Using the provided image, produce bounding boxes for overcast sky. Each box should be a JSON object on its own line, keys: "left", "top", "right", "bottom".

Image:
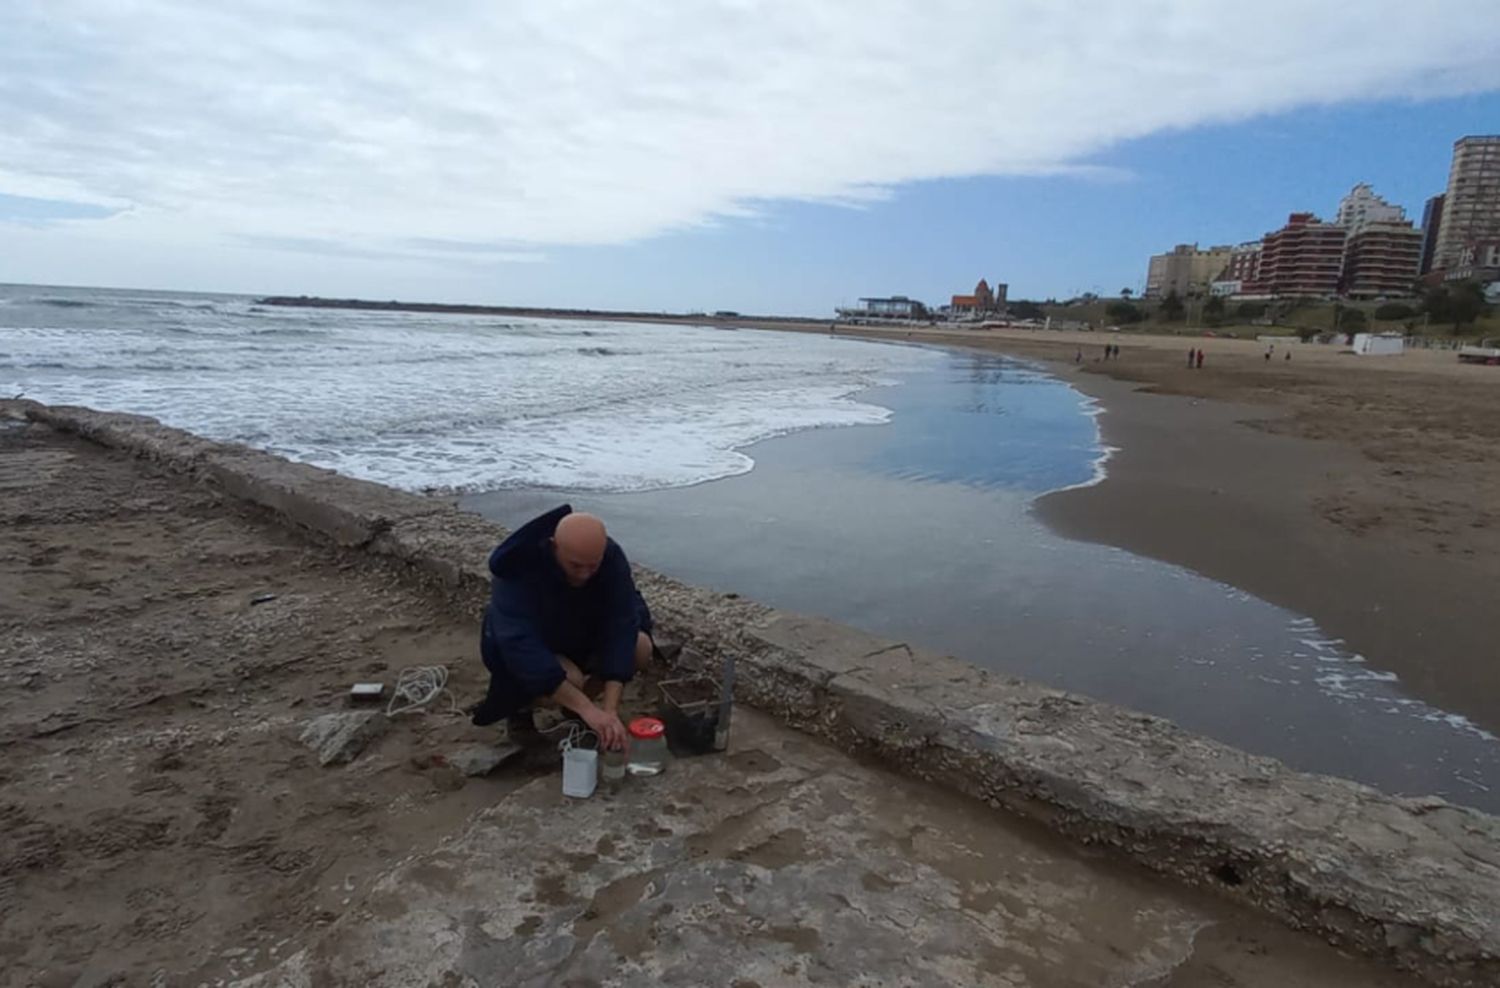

{"left": 3, "top": 1, "right": 1500, "bottom": 312}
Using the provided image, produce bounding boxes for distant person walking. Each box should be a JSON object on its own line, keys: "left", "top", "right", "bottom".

{"left": 1187, "top": 348, "right": 1196, "bottom": 368}
{"left": 1285, "top": 350, "right": 1292, "bottom": 362}
{"left": 1075, "top": 349, "right": 1083, "bottom": 363}
{"left": 1196, "top": 349, "right": 1205, "bottom": 370}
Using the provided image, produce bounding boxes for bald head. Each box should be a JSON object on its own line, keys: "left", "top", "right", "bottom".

{"left": 553, "top": 512, "right": 608, "bottom": 587}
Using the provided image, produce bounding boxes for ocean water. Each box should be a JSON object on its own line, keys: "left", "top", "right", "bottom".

{"left": 6, "top": 284, "right": 1497, "bottom": 809}
{"left": 469, "top": 353, "right": 1500, "bottom": 812}
{"left": 0, "top": 285, "right": 933, "bottom": 493}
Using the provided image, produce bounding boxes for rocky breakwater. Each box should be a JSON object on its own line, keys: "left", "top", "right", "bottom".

{"left": 8, "top": 397, "right": 1499, "bottom": 987}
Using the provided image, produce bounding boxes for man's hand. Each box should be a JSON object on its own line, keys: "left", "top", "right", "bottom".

{"left": 585, "top": 706, "right": 627, "bottom": 751}
{"left": 552, "top": 676, "right": 626, "bottom": 750}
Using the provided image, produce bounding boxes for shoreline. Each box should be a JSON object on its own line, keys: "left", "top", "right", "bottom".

{"left": 9, "top": 398, "right": 1498, "bottom": 985}
{"left": 464, "top": 354, "right": 1500, "bottom": 810}
{"left": 742, "top": 322, "right": 1500, "bottom": 739}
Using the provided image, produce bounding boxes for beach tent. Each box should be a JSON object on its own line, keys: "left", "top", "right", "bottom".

{"left": 1350, "top": 333, "right": 1404, "bottom": 357}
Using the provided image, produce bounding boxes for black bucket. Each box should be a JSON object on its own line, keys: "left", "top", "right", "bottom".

{"left": 658, "top": 675, "right": 723, "bottom": 756}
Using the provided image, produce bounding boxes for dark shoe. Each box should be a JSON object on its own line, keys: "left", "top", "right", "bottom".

{"left": 469, "top": 698, "right": 504, "bottom": 727}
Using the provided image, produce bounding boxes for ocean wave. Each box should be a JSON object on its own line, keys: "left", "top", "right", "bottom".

{"left": 6, "top": 359, "right": 226, "bottom": 373}
{"left": 279, "top": 392, "right": 895, "bottom": 496}
{"left": 6, "top": 302, "right": 939, "bottom": 497}
{"left": 153, "top": 324, "right": 333, "bottom": 339}
{"left": 111, "top": 296, "right": 223, "bottom": 311}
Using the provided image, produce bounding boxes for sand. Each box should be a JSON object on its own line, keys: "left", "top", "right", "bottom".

{"left": 0, "top": 422, "right": 526, "bottom": 984}
{"left": 766, "top": 323, "right": 1500, "bottom": 738}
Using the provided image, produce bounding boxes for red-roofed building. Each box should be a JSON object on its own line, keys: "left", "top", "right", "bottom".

{"left": 951, "top": 278, "right": 1005, "bottom": 313}
{"left": 1255, "top": 213, "right": 1347, "bottom": 298}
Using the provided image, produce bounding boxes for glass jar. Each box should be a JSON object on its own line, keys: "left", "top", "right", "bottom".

{"left": 601, "top": 746, "right": 627, "bottom": 785}
{"left": 627, "top": 717, "right": 668, "bottom": 776}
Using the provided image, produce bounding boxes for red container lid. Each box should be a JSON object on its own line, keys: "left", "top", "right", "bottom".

{"left": 628, "top": 716, "right": 665, "bottom": 740}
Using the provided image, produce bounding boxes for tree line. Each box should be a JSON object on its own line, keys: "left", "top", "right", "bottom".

{"left": 1070, "top": 280, "right": 1493, "bottom": 335}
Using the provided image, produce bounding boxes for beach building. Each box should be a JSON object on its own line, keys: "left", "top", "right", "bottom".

{"left": 1332, "top": 184, "right": 1421, "bottom": 299}
{"left": 1446, "top": 239, "right": 1500, "bottom": 285}
{"left": 836, "top": 296, "right": 927, "bottom": 321}
{"left": 1255, "top": 213, "right": 1347, "bottom": 298}
{"left": 1210, "top": 241, "right": 1264, "bottom": 297}
{"left": 950, "top": 278, "right": 1004, "bottom": 314}
{"left": 1432, "top": 135, "right": 1500, "bottom": 273}
{"left": 1419, "top": 194, "right": 1445, "bottom": 275}
{"left": 1144, "top": 243, "right": 1233, "bottom": 298}
{"left": 1341, "top": 222, "right": 1422, "bottom": 298}
{"left": 1334, "top": 184, "right": 1405, "bottom": 230}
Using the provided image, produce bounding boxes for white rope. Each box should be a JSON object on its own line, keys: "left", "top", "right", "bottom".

{"left": 386, "top": 665, "right": 458, "bottom": 716}
{"left": 554, "top": 720, "right": 598, "bottom": 753}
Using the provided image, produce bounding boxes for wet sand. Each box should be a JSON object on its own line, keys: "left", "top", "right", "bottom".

{"left": 762, "top": 324, "right": 1500, "bottom": 742}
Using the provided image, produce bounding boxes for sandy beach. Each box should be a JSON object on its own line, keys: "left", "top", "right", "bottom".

{"left": 760, "top": 322, "right": 1500, "bottom": 737}
{"left": 5, "top": 415, "right": 1448, "bottom": 987}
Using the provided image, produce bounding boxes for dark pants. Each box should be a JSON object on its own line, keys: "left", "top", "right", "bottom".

{"left": 471, "top": 596, "right": 652, "bottom": 726}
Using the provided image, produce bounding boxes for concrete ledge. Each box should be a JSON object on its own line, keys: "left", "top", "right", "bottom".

{"left": 20, "top": 401, "right": 223, "bottom": 468}
{"left": 15, "top": 401, "right": 449, "bottom": 547}
{"left": 13, "top": 399, "right": 1499, "bottom": 987}
{"left": 203, "top": 447, "right": 450, "bottom": 547}
{"left": 369, "top": 510, "right": 498, "bottom": 603}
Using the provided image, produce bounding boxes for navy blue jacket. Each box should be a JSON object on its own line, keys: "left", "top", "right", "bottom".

{"left": 478, "top": 505, "right": 651, "bottom": 717}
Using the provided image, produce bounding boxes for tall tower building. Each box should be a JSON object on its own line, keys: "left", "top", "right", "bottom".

{"left": 1342, "top": 222, "right": 1423, "bottom": 298}
{"left": 1335, "top": 183, "right": 1405, "bottom": 230}
{"left": 1419, "top": 194, "right": 1445, "bottom": 275}
{"left": 1329, "top": 184, "right": 1420, "bottom": 298}
{"left": 1432, "top": 136, "right": 1500, "bottom": 272}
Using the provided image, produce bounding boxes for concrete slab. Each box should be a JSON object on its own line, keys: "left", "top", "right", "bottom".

{"left": 233, "top": 710, "right": 1421, "bottom": 988}
{"left": 203, "top": 447, "right": 445, "bottom": 548}
{"left": 369, "top": 509, "right": 502, "bottom": 597}
{"left": 446, "top": 743, "right": 525, "bottom": 777}
{"left": 298, "top": 711, "right": 389, "bottom": 767}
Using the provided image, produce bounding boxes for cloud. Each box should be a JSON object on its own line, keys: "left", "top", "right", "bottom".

{"left": 2, "top": 0, "right": 1498, "bottom": 260}
{"left": 233, "top": 233, "right": 546, "bottom": 264}
{"left": 395, "top": 237, "right": 548, "bottom": 262}
{"left": 0, "top": 192, "right": 120, "bottom": 225}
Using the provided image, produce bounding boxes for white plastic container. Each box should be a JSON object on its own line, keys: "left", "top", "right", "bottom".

{"left": 559, "top": 724, "right": 599, "bottom": 798}
{"left": 562, "top": 746, "right": 598, "bottom": 798}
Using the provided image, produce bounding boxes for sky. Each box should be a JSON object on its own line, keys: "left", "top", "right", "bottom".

{"left": 3, "top": 1, "right": 1500, "bottom": 315}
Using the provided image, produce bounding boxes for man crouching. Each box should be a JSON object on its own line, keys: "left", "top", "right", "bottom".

{"left": 470, "top": 505, "right": 652, "bottom": 751}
